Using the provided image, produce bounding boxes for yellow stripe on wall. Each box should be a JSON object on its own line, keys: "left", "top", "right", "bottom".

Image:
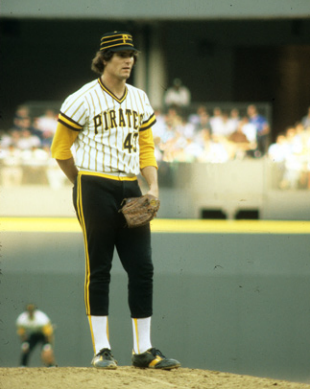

{"left": 0, "top": 217, "right": 81, "bottom": 232}
{"left": 1, "top": 218, "right": 310, "bottom": 234}
{"left": 151, "top": 219, "right": 310, "bottom": 234}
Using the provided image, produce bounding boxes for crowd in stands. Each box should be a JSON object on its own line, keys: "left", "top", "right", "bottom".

{"left": 0, "top": 102, "right": 310, "bottom": 190}
{"left": 0, "top": 106, "right": 67, "bottom": 188}
{"left": 153, "top": 104, "right": 267, "bottom": 164}
{"left": 153, "top": 104, "right": 310, "bottom": 189}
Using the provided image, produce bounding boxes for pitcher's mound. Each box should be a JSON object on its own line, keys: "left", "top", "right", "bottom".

{"left": 1, "top": 366, "right": 309, "bottom": 389}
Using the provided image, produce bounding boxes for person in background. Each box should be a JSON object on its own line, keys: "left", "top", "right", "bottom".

{"left": 194, "top": 109, "right": 212, "bottom": 135}
{"left": 209, "top": 107, "right": 223, "bottom": 135}
{"left": 247, "top": 104, "right": 270, "bottom": 157}
{"left": 188, "top": 105, "right": 208, "bottom": 126}
{"left": 164, "top": 78, "right": 191, "bottom": 115}
{"left": 227, "top": 108, "right": 241, "bottom": 134}
{"left": 16, "top": 304, "right": 56, "bottom": 367}
{"left": 13, "top": 106, "right": 31, "bottom": 132}
{"left": 34, "top": 109, "right": 58, "bottom": 147}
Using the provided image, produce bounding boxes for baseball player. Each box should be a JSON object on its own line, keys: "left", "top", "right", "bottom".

{"left": 16, "top": 304, "right": 56, "bottom": 367}
{"left": 51, "top": 31, "right": 180, "bottom": 369}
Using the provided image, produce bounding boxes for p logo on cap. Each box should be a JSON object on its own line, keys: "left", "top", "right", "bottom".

{"left": 100, "top": 31, "right": 138, "bottom": 52}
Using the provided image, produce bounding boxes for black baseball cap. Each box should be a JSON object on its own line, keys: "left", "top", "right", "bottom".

{"left": 100, "top": 31, "right": 138, "bottom": 52}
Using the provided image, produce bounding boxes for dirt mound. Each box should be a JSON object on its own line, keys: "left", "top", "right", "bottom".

{"left": 1, "top": 367, "right": 309, "bottom": 389}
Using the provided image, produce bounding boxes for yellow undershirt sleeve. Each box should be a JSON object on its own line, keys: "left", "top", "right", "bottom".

{"left": 139, "top": 128, "right": 158, "bottom": 170}
{"left": 51, "top": 122, "right": 79, "bottom": 160}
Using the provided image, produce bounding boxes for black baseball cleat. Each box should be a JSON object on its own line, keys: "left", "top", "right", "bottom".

{"left": 91, "top": 348, "right": 117, "bottom": 369}
{"left": 132, "top": 348, "right": 181, "bottom": 370}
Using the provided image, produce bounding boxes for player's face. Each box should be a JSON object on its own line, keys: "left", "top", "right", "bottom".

{"left": 104, "top": 51, "right": 135, "bottom": 81}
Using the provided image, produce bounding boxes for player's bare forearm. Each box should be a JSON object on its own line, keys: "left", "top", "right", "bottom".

{"left": 56, "top": 157, "right": 79, "bottom": 184}
{"left": 141, "top": 166, "right": 159, "bottom": 198}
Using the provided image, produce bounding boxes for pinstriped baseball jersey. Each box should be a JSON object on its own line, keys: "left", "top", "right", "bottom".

{"left": 58, "top": 78, "right": 156, "bottom": 175}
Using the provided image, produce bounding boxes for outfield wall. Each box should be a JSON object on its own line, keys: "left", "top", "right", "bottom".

{"left": 1, "top": 160, "right": 309, "bottom": 220}
{"left": 1, "top": 220, "right": 310, "bottom": 383}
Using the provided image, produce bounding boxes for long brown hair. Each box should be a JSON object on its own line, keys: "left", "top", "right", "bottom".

{"left": 91, "top": 50, "right": 139, "bottom": 75}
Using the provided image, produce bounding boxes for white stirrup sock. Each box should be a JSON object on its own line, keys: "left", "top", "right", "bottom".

{"left": 88, "top": 316, "right": 111, "bottom": 354}
{"left": 132, "top": 317, "right": 152, "bottom": 354}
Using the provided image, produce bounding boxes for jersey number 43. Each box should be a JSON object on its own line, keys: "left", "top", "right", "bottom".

{"left": 124, "top": 132, "right": 139, "bottom": 153}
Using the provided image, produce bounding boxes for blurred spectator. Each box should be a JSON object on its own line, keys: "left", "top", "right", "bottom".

{"left": 164, "top": 78, "right": 191, "bottom": 111}
{"left": 188, "top": 105, "right": 208, "bottom": 126}
{"left": 301, "top": 107, "right": 310, "bottom": 128}
{"left": 33, "top": 109, "right": 58, "bottom": 147}
{"left": 285, "top": 126, "right": 303, "bottom": 155}
{"left": 295, "top": 122, "right": 309, "bottom": 146}
{"left": 152, "top": 109, "right": 166, "bottom": 143}
{"left": 181, "top": 117, "right": 196, "bottom": 139}
{"left": 268, "top": 126, "right": 307, "bottom": 190}
{"left": 268, "top": 134, "right": 289, "bottom": 163}
{"left": 227, "top": 108, "right": 241, "bottom": 133}
{"left": 165, "top": 107, "right": 183, "bottom": 128}
{"left": 238, "top": 116, "right": 257, "bottom": 144}
{"left": 281, "top": 126, "right": 305, "bottom": 189}
{"left": 160, "top": 127, "right": 184, "bottom": 162}
{"left": 13, "top": 105, "right": 31, "bottom": 132}
{"left": 160, "top": 119, "right": 176, "bottom": 145}
{"left": 0, "top": 129, "right": 18, "bottom": 148}
{"left": 0, "top": 144, "right": 23, "bottom": 186}
{"left": 228, "top": 125, "right": 253, "bottom": 159}
{"left": 153, "top": 136, "right": 163, "bottom": 163}
{"left": 267, "top": 133, "right": 289, "bottom": 189}
{"left": 16, "top": 129, "right": 41, "bottom": 150}
{"left": 247, "top": 104, "right": 270, "bottom": 157}
{"left": 209, "top": 107, "right": 223, "bottom": 135}
{"left": 280, "top": 154, "right": 304, "bottom": 190}
{"left": 18, "top": 116, "right": 40, "bottom": 137}
{"left": 21, "top": 145, "right": 50, "bottom": 165}
{"left": 198, "top": 133, "right": 230, "bottom": 163}
{"left": 193, "top": 110, "right": 212, "bottom": 134}
{"left": 211, "top": 110, "right": 234, "bottom": 138}
{"left": 182, "top": 137, "right": 204, "bottom": 162}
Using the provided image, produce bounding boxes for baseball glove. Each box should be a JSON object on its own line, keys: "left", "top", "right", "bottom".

{"left": 119, "top": 194, "right": 160, "bottom": 228}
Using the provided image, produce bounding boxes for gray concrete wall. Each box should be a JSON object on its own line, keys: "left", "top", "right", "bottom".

{"left": 2, "top": 0, "right": 310, "bottom": 20}
{"left": 1, "top": 229, "right": 310, "bottom": 384}
{"left": 1, "top": 160, "right": 309, "bottom": 220}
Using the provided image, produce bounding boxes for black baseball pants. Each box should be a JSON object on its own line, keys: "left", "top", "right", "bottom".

{"left": 20, "top": 333, "right": 48, "bottom": 366}
{"left": 73, "top": 172, "right": 154, "bottom": 318}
